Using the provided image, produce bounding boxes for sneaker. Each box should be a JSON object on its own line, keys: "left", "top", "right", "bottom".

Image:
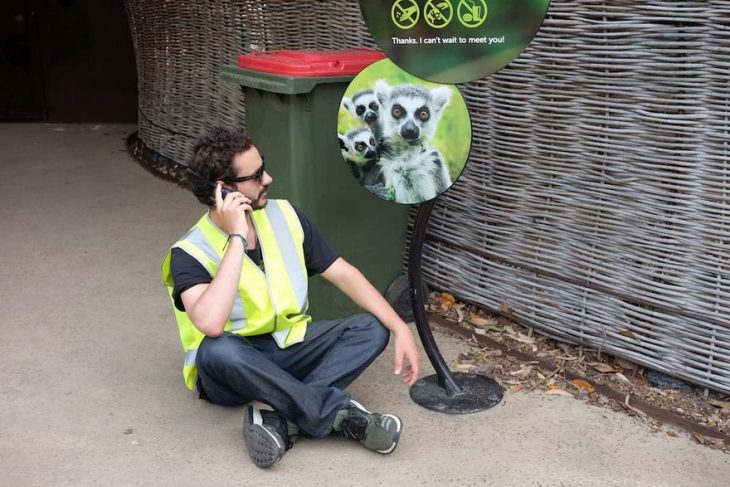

{"left": 337, "top": 400, "right": 402, "bottom": 454}
{"left": 242, "top": 404, "right": 292, "bottom": 468}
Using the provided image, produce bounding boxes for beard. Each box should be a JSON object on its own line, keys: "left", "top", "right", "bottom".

{"left": 250, "top": 186, "right": 269, "bottom": 210}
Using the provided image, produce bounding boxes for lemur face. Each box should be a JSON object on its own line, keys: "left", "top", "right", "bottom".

{"left": 338, "top": 127, "right": 379, "bottom": 164}
{"left": 374, "top": 81, "right": 451, "bottom": 144}
{"left": 342, "top": 89, "right": 380, "bottom": 126}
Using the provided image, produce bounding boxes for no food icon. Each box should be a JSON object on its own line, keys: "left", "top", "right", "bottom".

{"left": 391, "top": 0, "right": 488, "bottom": 29}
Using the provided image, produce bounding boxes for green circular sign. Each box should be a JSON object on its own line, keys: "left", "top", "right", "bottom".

{"left": 338, "top": 59, "right": 472, "bottom": 205}
{"left": 360, "top": 0, "right": 550, "bottom": 83}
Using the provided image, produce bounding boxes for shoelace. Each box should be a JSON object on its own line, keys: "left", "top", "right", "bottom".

{"left": 340, "top": 410, "right": 369, "bottom": 440}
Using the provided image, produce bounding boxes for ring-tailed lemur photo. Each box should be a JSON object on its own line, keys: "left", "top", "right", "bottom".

{"left": 342, "top": 89, "right": 384, "bottom": 144}
{"left": 338, "top": 127, "right": 392, "bottom": 200}
{"left": 373, "top": 80, "right": 453, "bottom": 204}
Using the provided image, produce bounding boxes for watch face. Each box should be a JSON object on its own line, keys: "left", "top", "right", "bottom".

{"left": 359, "top": 0, "right": 550, "bottom": 83}
{"left": 337, "top": 58, "right": 472, "bottom": 205}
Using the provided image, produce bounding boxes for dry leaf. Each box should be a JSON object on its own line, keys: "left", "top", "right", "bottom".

{"left": 691, "top": 435, "right": 722, "bottom": 449}
{"left": 613, "top": 373, "right": 630, "bottom": 383}
{"left": 692, "top": 432, "right": 726, "bottom": 448}
{"left": 589, "top": 362, "right": 616, "bottom": 373}
{"left": 557, "top": 343, "right": 573, "bottom": 355}
{"left": 691, "top": 432, "right": 706, "bottom": 445}
{"left": 438, "top": 293, "right": 456, "bottom": 310}
{"left": 619, "top": 330, "right": 637, "bottom": 339}
{"left": 454, "top": 304, "right": 466, "bottom": 323}
{"left": 615, "top": 358, "right": 637, "bottom": 370}
{"left": 709, "top": 399, "right": 730, "bottom": 410}
{"left": 500, "top": 326, "right": 535, "bottom": 345}
{"left": 509, "top": 384, "right": 526, "bottom": 394}
{"left": 509, "top": 331, "right": 536, "bottom": 345}
{"left": 572, "top": 379, "right": 596, "bottom": 394}
{"left": 705, "top": 437, "right": 727, "bottom": 448}
{"left": 545, "top": 388, "right": 574, "bottom": 397}
{"left": 439, "top": 293, "right": 456, "bottom": 305}
{"left": 498, "top": 303, "right": 514, "bottom": 318}
{"left": 509, "top": 365, "right": 534, "bottom": 379}
{"left": 480, "top": 349, "right": 502, "bottom": 358}
{"left": 623, "top": 395, "right": 648, "bottom": 419}
{"left": 467, "top": 311, "right": 498, "bottom": 328}
{"left": 454, "top": 363, "right": 476, "bottom": 372}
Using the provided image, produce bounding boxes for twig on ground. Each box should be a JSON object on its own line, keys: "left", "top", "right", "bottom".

{"left": 528, "top": 366, "right": 564, "bottom": 393}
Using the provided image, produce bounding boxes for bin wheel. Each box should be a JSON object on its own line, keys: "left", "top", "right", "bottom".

{"left": 384, "top": 274, "right": 428, "bottom": 322}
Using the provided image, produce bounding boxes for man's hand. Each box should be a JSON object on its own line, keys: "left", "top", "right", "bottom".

{"left": 213, "top": 182, "right": 251, "bottom": 237}
{"left": 321, "top": 258, "right": 421, "bottom": 387}
{"left": 180, "top": 184, "right": 251, "bottom": 337}
{"left": 393, "top": 324, "right": 420, "bottom": 386}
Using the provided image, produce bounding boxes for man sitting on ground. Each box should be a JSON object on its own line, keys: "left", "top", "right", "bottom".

{"left": 162, "top": 127, "right": 420, "bottom": 468}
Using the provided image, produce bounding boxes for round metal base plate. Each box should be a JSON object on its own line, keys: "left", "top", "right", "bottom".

{"left": 409, "top": 372, "right": 504, "bottom": 414}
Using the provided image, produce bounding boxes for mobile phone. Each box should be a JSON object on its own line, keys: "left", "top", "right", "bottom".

{"left": 186, "top": 167, "right": 235, "bottom": 201}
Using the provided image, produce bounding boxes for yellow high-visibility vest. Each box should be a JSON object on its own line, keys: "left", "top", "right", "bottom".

{"left": 162, "top": 199, "right": 310, "bottom": 390}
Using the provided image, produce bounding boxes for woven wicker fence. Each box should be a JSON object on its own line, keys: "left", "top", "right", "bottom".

{"left": 125, "top": 0, "right": 730, "bottom": 394}
{"left": 124, "top": 0, "right": 375, "bottom": 166}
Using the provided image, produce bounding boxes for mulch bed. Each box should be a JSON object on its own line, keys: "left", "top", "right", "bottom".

{"left": 427, "top": 292, "right": 730, "bottom": 453}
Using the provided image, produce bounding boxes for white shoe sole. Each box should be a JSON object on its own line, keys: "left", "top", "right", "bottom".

{"left": 243, "top": 405, "right": 286, "bottom": 468}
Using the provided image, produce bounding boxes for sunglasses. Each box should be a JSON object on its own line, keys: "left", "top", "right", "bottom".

{"left": 225, "top": 161, "right": 266, "bottom": 183}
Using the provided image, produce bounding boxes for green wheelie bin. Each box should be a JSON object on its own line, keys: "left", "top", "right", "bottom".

{"left": 221, "top": 49, "right": 410, "bottom": 320}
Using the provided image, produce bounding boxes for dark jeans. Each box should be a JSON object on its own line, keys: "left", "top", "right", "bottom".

{"left": 195, "top": 313, "right": 390, "bottom": 438}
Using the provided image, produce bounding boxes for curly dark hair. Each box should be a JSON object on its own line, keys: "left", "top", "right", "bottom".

{"left": 188, "top": 127, "right": 254, "bottom": 206}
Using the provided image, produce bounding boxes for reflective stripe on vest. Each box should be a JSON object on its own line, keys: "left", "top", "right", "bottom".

{"left": 184, "top": 349, "right": 197, "bottom": 367}
{"left": 161, "top": 199, "right": 310, "bottom": 390}
{"left": 265, "top": 201, "right": 307, "bottom": 310}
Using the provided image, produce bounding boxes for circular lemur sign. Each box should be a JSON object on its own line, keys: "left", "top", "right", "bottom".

{"left": 338, "top": 58, "right": 471, "bottom": 205}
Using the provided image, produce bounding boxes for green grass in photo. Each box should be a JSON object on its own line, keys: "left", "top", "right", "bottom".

{"left": 338, "top": 58, "right": 471, "bottom": 180}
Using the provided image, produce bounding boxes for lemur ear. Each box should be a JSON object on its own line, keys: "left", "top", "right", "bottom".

{"left": 374, "top": 80, "right": 391, "bottom": 105}
{"left": 338, "top": 135, "right": 348, "bottom": 151}
{"left": 342, "top": 97, "right": 353, "bottom": 113}
{"left": 430, "top": 86, "right": 452, "bottom": 113}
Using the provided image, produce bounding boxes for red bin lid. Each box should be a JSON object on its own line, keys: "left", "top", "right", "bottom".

{"left": 236, "top": 49, "right": 386, "bottom": 77}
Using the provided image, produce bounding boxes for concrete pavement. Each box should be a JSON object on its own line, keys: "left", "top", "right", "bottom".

{"left": 1, "top": 123, "right": 727, "bottom": 486}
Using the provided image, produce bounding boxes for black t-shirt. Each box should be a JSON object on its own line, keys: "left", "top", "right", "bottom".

{"left": 170, "top": 206, "right": 339, "bottom": 311}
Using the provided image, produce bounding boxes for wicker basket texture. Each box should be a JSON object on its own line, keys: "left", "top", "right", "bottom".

{"left": 124, "top": 0, "right": 375, "bottom": 164}
{"left": 125, "top": 0, "right": 730, "bottom": 393}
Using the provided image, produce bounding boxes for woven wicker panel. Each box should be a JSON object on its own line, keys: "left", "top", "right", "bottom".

{"left": 124, "top": 0, "right": 730, "bottom": 393}
{"left": 125, "top": 0, "right": 248, "bottom": 164}
{"left": 422, "top": 0, "right": 730, "bottom": 393}
{"left": 124, "top": 0, "right": 375, "bottom": 165}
